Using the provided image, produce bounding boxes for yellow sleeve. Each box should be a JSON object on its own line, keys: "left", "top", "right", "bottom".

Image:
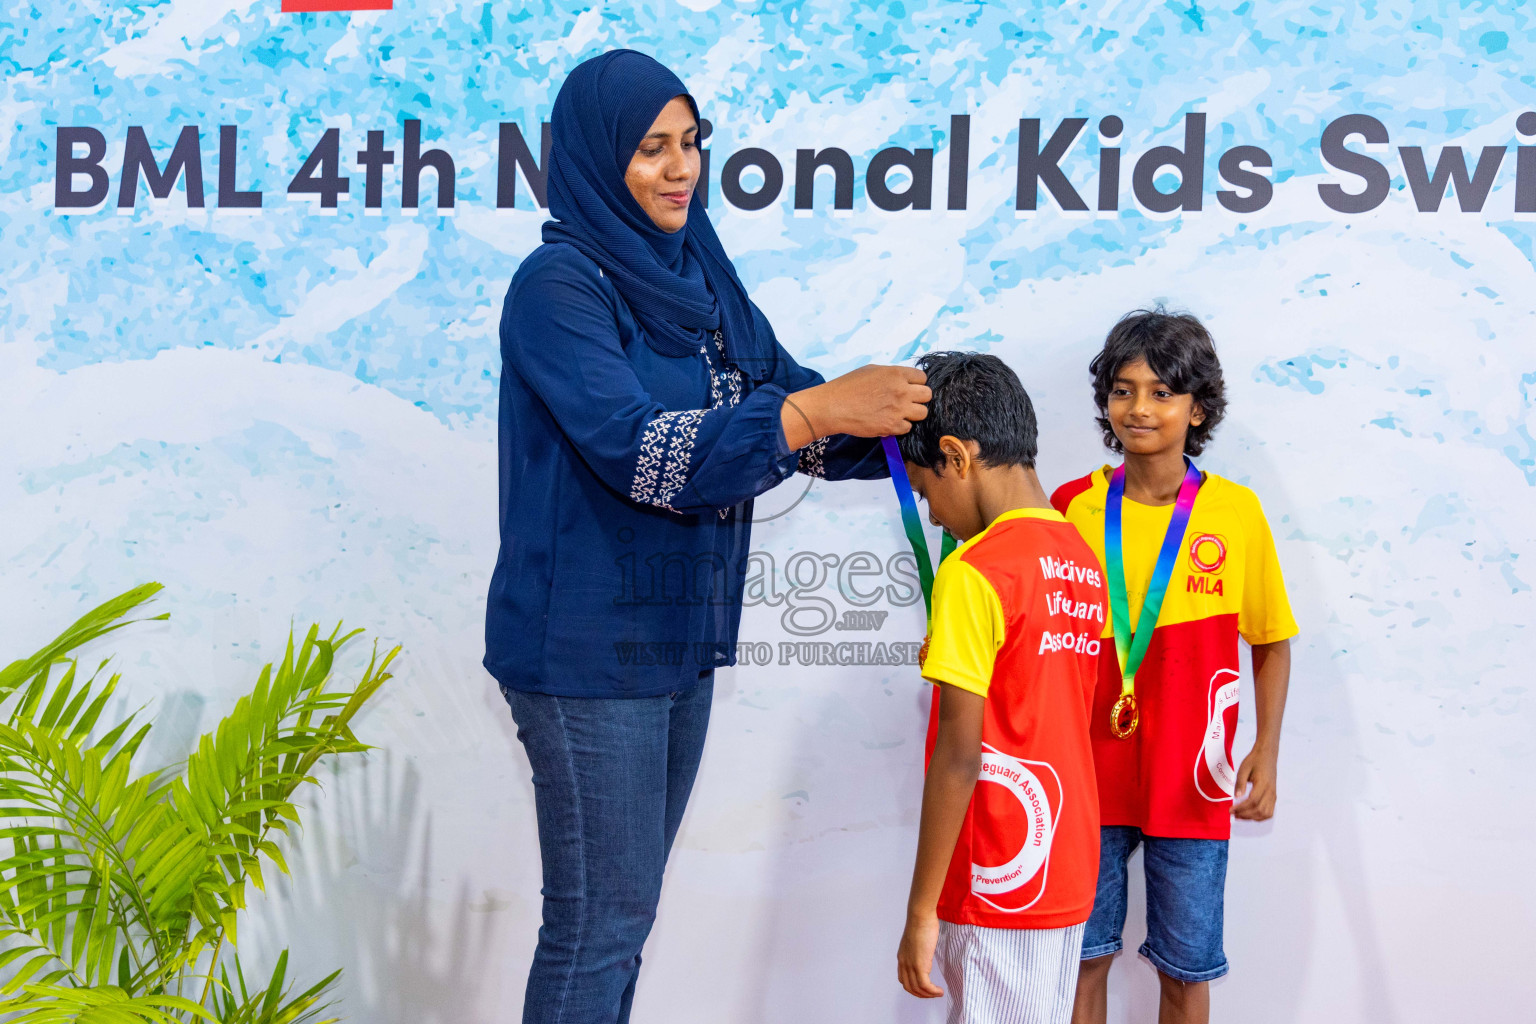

{"left": 922, "top": 558, "right": 1006, "bottom": 697}
{"left": 1238, "top": 494, "right": 1300, "bottom": 645}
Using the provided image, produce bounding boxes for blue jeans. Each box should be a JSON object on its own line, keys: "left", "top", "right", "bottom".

{"left": 505, "top": 674, "right": 714, "bottom": 1024}
{"left": 1080, "top": 826, "right": 1229, "bottom": 983}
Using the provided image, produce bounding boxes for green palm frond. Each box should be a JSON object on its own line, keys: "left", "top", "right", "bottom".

{"left": 0, "top": 585, "right": 397, "bottom": 1023}
{"left": 205, "top": 953, "right": 339, "bottom": 1024}
{"left": 0, "top": 583, "right": 167, "bottom": 705}
{"left": 0, "top": 590, "right": 170, "bottom": 997}
{"left": 173, "top": 626, "right": 398, "bottom": 985}
{"left": 0, "top": 983, "right": 218, "bottom": 1023}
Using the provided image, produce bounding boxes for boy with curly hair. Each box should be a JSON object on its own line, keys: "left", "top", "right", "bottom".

{"left": 1052, "top": 310, "right": 1298, "bottom": 1024}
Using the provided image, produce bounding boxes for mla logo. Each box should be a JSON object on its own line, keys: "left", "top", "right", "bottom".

{"left": 968, "top": 746, "right": 1062, "bottom": 913}
{"left": 1193, "top": 668, "right": 1241, "bottom": 802}
{"left": 1188, "top": 532, "right": 1227, "bottom": 574}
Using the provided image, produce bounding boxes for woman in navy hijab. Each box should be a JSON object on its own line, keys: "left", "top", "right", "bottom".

{"left": 487, "top": 50, "right": 929, "bottom": 1022}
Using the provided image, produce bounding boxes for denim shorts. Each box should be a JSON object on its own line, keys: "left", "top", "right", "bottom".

{"left": 1080, "top": 826, "right": 1229, "bottom": 983}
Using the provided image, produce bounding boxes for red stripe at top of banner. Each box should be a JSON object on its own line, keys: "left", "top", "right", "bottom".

{"left": 282, "top": 0, "right": 392, "bottom": 11}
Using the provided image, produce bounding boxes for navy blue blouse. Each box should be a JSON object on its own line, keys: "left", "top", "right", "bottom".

{"left": 486, "top": 242, "right": 886, "bottom": 697}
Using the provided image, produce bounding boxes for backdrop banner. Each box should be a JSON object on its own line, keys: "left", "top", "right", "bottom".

{"left": 2, "top": 3, "right": 1532, "bottom": 1022}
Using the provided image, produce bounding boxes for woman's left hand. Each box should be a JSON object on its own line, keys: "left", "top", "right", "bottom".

{"left": 784, "top": 365, "right": 931, "bottom": 447}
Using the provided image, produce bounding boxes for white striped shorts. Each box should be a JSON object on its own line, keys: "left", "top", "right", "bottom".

{"left": 934, "top": 921, "right": 1086, "bottom": 1024}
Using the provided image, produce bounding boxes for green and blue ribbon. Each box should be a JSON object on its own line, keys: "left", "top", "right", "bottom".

{"left": 880, "top": 435, "right": 956, "bottom": 621}
{"left": 1105, "top": 457, "right": 1202, "bottom": 702}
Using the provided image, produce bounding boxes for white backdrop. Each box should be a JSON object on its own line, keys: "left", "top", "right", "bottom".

{"left": 3, "top": 2, "right": 1534, "bottom": 1022}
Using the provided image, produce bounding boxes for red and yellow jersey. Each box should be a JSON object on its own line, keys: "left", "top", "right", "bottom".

{"left": 921, "top": 507, "right": 1106, "bottom": 930}
{"left": 1052, "top": 467, "right": 1298, "bottom": 840}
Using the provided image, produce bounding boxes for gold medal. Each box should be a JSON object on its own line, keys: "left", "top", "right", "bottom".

{"left": 1109, "top": 692, "right": 1139, "bottom": 739}
{"left": 1105, "top": 459, "right": 1203, "bottom": 743}
{"left": 918, "top": 634, "right": 930, "bottom": 669}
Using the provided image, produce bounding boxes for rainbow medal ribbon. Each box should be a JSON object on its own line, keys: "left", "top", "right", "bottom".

{"left": 1104, "top": 457, "right": 1202, "bottom": 739}
{"left": 880, "top": 436, "right": 955, "bottom": 667}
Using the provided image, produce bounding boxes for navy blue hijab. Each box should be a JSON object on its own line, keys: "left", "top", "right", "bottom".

{"left": 543, "top": 50, "right": 773, "bottom": 378}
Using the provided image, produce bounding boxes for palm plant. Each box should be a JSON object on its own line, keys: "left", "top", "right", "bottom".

{"left": 0, "top": 583, "right": 399, "bottom": 1023}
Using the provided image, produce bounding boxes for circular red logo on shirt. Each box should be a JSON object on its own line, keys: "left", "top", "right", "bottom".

{"left": 1188, "top": 533, "right": 1227, "bottom": 574}
{"left": 969, "top": 749, "right": 1062, "bottom": 913}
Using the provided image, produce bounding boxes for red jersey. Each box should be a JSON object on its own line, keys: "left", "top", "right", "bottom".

{"left": 1053, "top": 467, "right": 1299, "bottom": 840}
{"left": 922, "top": 508, "right": 1107, "bottom": 929}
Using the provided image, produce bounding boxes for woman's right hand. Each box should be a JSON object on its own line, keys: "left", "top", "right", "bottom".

{"left": 785, "top": 365, "right": 931, "bottom": 445}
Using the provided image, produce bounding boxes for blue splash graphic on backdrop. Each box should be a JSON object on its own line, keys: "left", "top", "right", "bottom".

{"left": 5, "top": 5, "right": 1536, "bottom": 1024}
{"left": 3, "top": 0, "right": 1535, "bottom": 426}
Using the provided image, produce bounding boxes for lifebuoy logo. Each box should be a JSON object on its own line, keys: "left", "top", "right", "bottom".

{"left": 1194, "top": 668, "right": 1241, "bottom": 802}
{"left": 282, "top": 0, "right": 392, "bottom": 12}
{"left": 1188, "top": 532, "right": 1227, "bottom": 574}
{"left": 968, "top": 746, "right": 1062, "bottom": 913}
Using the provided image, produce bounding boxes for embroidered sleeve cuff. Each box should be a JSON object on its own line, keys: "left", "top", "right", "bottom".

{"left": 630, "top": 409, "right": 709, "bottom": 511}
{"left": 797, "top": 436, "right": 830, "bottom": 478}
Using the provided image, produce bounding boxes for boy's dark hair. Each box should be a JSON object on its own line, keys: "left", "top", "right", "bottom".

{"left": 1090, "top": 308, "right": 1227, "bottom": 456}
{"left": 897, "top": 351, "right": 1037, "bottom": 472}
